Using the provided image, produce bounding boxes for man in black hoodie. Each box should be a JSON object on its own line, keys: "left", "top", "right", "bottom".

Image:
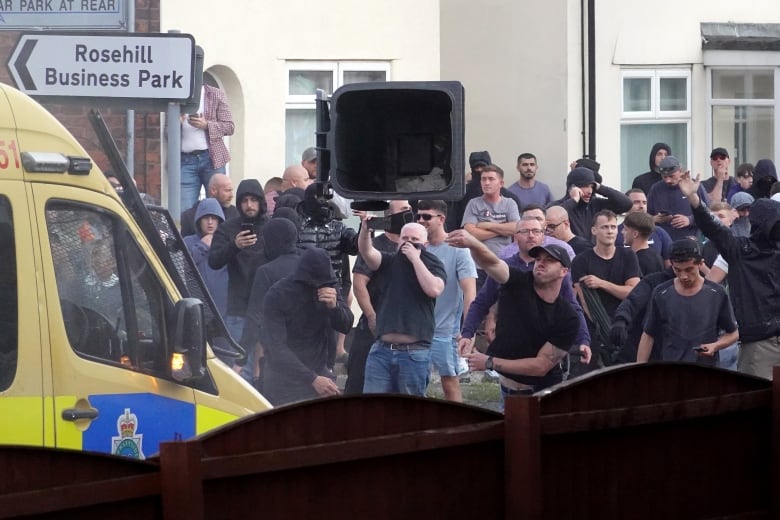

{"left": 679, "top": 172, "right": 780, "bottom": 379}
{"left": 242, "top": 218, "right": 302, "bottom": 389}
{"left": 632, "top": 142, "right": 671, "bottom": 196}
{"left": 208, "top": 178, "right": 269, "bottom": 380}
{"left": 261, "top": 247, "right": 354, "bottom": 405}
{"left": 561, "top": 167, "right": 633, "bottom": 240}
{"left": 748, "top": 159, "right": 778, "bottom": 200}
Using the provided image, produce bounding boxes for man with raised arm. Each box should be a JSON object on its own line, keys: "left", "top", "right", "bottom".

{"left": 446, "top": 229, "right": 579, "bottom": 403}
{"left": 358, "top": 215, "right": 446, "bottom": 396}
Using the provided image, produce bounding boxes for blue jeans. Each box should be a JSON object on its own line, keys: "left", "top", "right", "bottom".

{"left": 718, "top": 342, "right": 738, "bottom": 371}
{"left": 363, "top": 341, "right": 431, "bottom": 396}
{"left": 430, "top": 336, "right": 459, "bottom": 377}
{"left": 180, "top": 151, "right": 225, "bottom": 210}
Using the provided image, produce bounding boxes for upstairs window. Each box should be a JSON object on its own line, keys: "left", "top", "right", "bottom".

{"left": 620, "top": 69, "right": 691, "bottom": 189}
{"left": 285, "top": 61, "right": 390, "bottom": 167}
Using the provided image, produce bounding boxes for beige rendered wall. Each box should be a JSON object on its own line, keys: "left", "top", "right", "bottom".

{"left": 442, "top": 0, "right": 780, "bottom": 192}
{"left": 441, "top": 0, "right": 573, "bottom": 199}
{"left": 597, "top": 0, "right": 780, "bottom": 187}
{"left": 160, "top": 0, "right": 441, "bottom": 198}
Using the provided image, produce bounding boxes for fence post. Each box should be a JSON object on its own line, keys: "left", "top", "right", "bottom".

{"left": 159, "top": 440, "right": 204, "bottom": 520}
{"left": 504, "top": 395, "right": 542, "bottom": 519}
{"left": 773, "top": 366, "right": 780, "bottom": 519}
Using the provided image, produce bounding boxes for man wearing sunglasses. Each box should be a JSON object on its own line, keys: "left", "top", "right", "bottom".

{"left": 702, "top": 147, "right": 734, "bottom": 204}
{"left": 416, "top": 200, "right": 477, "bottom": 402}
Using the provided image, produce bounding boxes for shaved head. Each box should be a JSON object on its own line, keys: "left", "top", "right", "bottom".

{"left": 281, "top": 165, "right": 311, "bottom": 191}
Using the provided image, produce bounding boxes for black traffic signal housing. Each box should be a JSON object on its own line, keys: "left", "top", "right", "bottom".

{"left": 326, "top": 81, "right": 464, "bottom": 202}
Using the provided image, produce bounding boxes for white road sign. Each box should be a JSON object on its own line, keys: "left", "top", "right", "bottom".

{"left": 9, "top": 32, "right": 195, "bottom": 100}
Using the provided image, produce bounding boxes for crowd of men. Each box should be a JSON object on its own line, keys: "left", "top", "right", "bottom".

{"left": 179, "top": 140, "right": 780, "bottom": 409}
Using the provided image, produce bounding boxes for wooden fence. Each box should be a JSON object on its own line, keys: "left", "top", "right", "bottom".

{"left": 1, "top": 363, "right": 776, "bottom": 519}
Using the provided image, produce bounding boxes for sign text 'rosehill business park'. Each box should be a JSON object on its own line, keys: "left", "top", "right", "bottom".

{"left": 9, "top": 32, "right": 195, "bottom": 101}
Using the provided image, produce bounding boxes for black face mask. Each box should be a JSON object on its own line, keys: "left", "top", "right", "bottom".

{"left": 302, "top": 196, "right": 331, "bottom": 222}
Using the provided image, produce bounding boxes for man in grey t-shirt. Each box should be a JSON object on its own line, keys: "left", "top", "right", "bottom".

{"left": 461, "top": 163, "right": 520, "bottom": 257}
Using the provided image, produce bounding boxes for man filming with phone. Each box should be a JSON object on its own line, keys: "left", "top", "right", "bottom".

{"left": 209, "top": 179, "right": 269, "bottom": 382}
{"left": 180, "top": 83, "right": 235, "bottom": 211}
{"left": 357, "top": 214, "right": 446, "bottom": 396}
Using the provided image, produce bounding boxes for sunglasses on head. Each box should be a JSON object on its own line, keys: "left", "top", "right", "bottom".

{"left": 415, "top": 213, "right": 441, "bottom": 221}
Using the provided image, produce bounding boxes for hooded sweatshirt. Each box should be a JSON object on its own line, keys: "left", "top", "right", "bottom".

{"left": 208, "top": 178, "right": 269, "bottom": 316}
{"left": 561, "top": 167, "right": 633, "bottom": 239}
{"left": 261, "top": 247, "right": 354, "bottom": 405}
{"left": 183, "top": 198, "right": 228, "bottom": 317}
{"left": 692, "top": 198, "right": 780, "bottom": 343}
{"left": 632, "top": 143, "right": 672, "bottom": 196}
{"left": 242, "top": 218, "right": 302, "bottom": 348}
{"left": 748, "top": 159, "right": 778, "bottom": 200}
{"left": 180, "top": 198, "right": 239, "bottom": 238}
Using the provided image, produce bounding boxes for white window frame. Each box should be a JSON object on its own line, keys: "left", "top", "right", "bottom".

{"left": 285, "top": 61, "right": 391, "bottom": 165}
{"left": 285, "top": 61, "right": 391, "bottom": 105}
{"left": 705, "top": 65, "right": 780, "bottom": 167}
{"left": 620, "top": 68, "right": 691, "bottom": 120}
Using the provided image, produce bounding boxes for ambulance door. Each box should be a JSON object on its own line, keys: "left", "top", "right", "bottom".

{"left": 36, "top": 185, "right": 198, "bottom": 458}
{"left": 0, "top": 181, "right": 45, "bottom": 448}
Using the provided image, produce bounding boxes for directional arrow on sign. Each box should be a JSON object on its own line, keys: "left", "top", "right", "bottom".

{"left": 13, "top": 38, "right": 38, "bottom": 91}
{"left": 9, "top": 31, "right": 195, "bottom": 101}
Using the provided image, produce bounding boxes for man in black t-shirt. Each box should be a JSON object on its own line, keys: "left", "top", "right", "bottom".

{"left": 446, "top": 230, "right": 579, "bottom": 400}
{"left": 637, "top": 239, "right": 738, "bottom": 365}
{"left": 621, "top": 211, "right": 664, "bottom": 276}
{"left": 345, "top": 200, "right": 413, "bottom": 394}
{"left": 358, "top": 217, "right": 446, "bottom": 396}
{"left": 571, "top": 210, "right": 641, "bottom": 367}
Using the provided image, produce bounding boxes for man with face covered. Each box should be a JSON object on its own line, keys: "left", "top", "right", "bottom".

{"left": 561, "top": 167, "right": 632, "bottom": 241}
{"left": 679, "top": 172, "right": 780, "bottom": 379}
{"left": 358, "top": 218, "right": 446, "bottom": 396}
{"left": 632, "top": 142, "right": 672, "bottom": 197}
{"left": 261, "top": 247, "right": 353, "bottom": 405}
{"left": 345, "top": 200, "right": 414, "bottom": 394}
{"left": 297, "top": 184, "right": 359, "bottom": 365}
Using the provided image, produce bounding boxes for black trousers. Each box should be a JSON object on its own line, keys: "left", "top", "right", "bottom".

{"left": 344, "top": 316, "right": 375, "bottom": 395}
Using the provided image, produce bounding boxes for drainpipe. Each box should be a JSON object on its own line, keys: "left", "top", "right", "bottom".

{"left": 587, "top": 0, "right": 596, "bottom": 160}
{"left": 125, "top": 1, "right": 135, "bottom": 176}
{"left": 580, "top": 0, "right": 587, "bottom": 156}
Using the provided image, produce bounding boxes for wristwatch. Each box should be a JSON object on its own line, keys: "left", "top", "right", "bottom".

{"left": 485, "top": 356, "right": 494, "bottom": 371}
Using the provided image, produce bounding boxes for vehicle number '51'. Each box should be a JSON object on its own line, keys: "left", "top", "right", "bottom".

{"left": 0, "top": 140, "right": 21, "bottom": 170}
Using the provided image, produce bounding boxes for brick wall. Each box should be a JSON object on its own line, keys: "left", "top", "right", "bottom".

{"left": 0, "top": 0, "right": 163, "bottom": 203}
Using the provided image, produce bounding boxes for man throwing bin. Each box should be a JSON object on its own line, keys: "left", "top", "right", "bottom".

{"left": 447, "top": 229, "right": 580, "bottom": 399}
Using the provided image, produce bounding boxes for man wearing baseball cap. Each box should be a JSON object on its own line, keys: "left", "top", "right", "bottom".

{"left": 647, "top": 155, "right": 710, "bottom": 241}
{"left": 446, "top": 229, "right": 581, "bottom": 404}
{"left": 702, "top": 147, "right": 734, "bottom": 203}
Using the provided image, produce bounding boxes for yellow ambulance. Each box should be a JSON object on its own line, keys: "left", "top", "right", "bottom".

{"left": 0, "top": 83, "right": 270, "bottom": 459}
